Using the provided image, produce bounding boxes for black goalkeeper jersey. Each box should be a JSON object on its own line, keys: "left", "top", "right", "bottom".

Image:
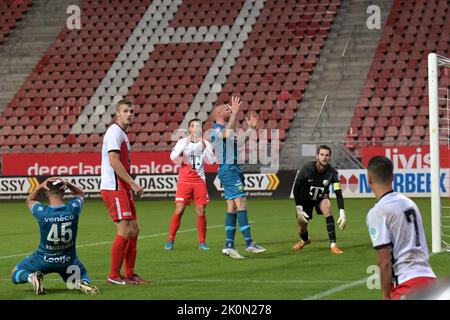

{"left": 293, "top": 161, "right": 341, "bottom": 205}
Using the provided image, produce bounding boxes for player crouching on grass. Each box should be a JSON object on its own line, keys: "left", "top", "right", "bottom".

{"left": 11, "top": 177, "right": 99, "bottom": 295}
{"left": 292, "top": 145, "right": 347, "bottom": 254}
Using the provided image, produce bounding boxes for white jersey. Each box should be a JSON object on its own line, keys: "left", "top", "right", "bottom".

{"left": 170, "top": 137, "right": 215, "bottom": 183}
{"left": 366, "top": 191, "right": 436, "bottom": 285}
{"left": 100, "top": 123, "right": 131, "bottom": 191}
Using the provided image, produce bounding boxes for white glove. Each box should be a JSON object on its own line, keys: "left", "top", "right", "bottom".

{"left": 337, "top": 209, "right": 347, "bottom": 230}
{"left": 296, "top": 205, "right": 309, "bottom": 224}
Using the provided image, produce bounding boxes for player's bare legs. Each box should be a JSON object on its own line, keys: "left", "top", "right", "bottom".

{"left": 194, "top": 204, "right": 205, "bottom": 215}
{"left": 195, "top": 204, "right": 209, "bottom": 250}
{"left": 320, "top": 199, "right": 343, "bottom": 254}
{"left": 297, "top": 219, "right": 308, "bottom": 235}
{"left": 165, "top": 202, "right": 186, "bottom": 250}
{"left": 116, "top": 219, "right": 134, "bottom": 238}
{"left": 175, "top": 202, "right": 186, "bottom": 215}
{"left": 234, "top": 196, "right": 246, "bottom": 211}
{"left": 292, "top": 215, "right": 311, "bottom": 251}
{"left": 227, "top": 199, "right": 237, "bottom": 212}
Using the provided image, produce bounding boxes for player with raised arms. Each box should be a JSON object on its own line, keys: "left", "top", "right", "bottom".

{"left": 210, "top": 96, "right": 266, "bottom": 259}
{"left": 11, "top": 178, "right": 99, "bottom": 295}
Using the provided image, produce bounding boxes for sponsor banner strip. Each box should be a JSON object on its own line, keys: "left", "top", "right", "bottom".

{"left": 0, "top": 172, "right": 296, "bottom": 201}
{"left": 0, "top": 169, "right": 446, "bottom": 201}
{"left": 328, "top": 169, "right": 450, "bottom": 198}
{"left": 361, "top": 145, "right": 450, "bottom": 169}
{"left": 1, "top": 152, "right": 219, "bottom": 176}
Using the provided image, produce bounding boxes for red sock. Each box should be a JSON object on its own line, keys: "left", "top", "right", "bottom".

{"left": 197, "top": 215, "right": 207, "bottom": 244}
{"left": 169, "top": 213, "right": 182, "bottom": 242}
{"left": 124, "top": 236, "right": 137, "bottom": 278}
{"left": 110, "top": 235, "right": 128, "bottom": 279}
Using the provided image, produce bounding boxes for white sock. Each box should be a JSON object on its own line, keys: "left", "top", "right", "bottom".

{"left": 27, "top": 274, "right": 33, "bottom": 283}
{"left": 330, "top": 242, "right": 336, "bottom": 248}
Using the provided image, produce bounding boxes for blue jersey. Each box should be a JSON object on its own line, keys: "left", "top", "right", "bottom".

{"left": 210, "top": 123, "right": 245, "bottom": 200}
{"left": 210, "top": 123, "right": 241, "bottom": 174}
{"left": 30, "top": 197, "right": 83, "bottom": 265}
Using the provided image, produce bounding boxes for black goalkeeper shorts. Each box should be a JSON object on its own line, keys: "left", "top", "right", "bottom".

{"left": 298, "top": 196, "right": 329, "bottom": 220}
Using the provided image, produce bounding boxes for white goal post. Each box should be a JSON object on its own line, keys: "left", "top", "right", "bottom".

{"left": 428, "top": 53, "right": 450, "bottom": 253}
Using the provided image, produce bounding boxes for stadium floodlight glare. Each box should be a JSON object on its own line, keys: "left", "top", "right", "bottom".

{"left": 428, "top": 53, "right": 450, "bottom": 253}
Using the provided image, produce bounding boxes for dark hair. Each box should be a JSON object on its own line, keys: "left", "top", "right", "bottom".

{"left": 116, "top": 99, "right": 133, "bottom": 109}
{"left": 367, "top": 156, "right": 394, "bottom": 184}
{"left": 188, "top": 118, "right": 202, "bottom": 127}
{"left": 47, "top": 180, "right": 65, "bottom": 195}
{"left": 317, "top": 145, "right": 332, "bottom": 155}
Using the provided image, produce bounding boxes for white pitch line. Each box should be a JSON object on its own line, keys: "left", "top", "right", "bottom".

{"left": 159, "top": 279, "right": 352, "bottom": 284}
{"left": 0, "top": 224, "right": 225, "bottom": 260}
{"left": 303, "top": 278, "right": 367, "bottom": 300}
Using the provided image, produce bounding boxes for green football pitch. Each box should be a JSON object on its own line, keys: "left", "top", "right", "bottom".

{"left": 1, "top": 198, "right": 449, "bottom": 300}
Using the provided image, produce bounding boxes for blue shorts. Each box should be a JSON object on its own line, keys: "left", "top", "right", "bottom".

{"left": 15, "top": 252, "right": 91, "bottom": 283}
{"left": 218, "top": 166, "right": 246, "bottom": 200}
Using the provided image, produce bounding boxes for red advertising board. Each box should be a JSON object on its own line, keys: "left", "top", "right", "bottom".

{"left": 361, "top": 146, "right": 450, "bottom": 169}
{"left": 1, "top": 152, "right": 218, "bottom": 176}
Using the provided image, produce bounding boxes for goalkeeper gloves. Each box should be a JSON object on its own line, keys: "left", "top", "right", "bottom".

{"left": 296, "top": 205, "right": 309, "bottom": 224}
{"left": 337, "top": 209, "right": 347, "bottom": 230}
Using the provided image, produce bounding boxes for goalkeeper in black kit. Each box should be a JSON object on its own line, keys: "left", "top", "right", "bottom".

{"left": 292, "top": 145, "right": 347, "bottom": 254}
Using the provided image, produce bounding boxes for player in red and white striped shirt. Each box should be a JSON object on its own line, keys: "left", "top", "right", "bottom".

{"left": 164, "top": 118, "right": 215, "bottom": 250}
{"left": 100, "top": 99, "right": 149, "bottom": 285}
{"left": 366, "top": 156, "right": 436, "bottom": 299}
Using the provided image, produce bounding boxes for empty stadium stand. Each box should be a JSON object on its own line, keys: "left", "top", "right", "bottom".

{"left": 0, "top": 0, "right": 341, "bottom": 153}
{"left": 201, "top": 0, "right": 341, "bottom": 144}
{"left": 279, "top": 0, "right": 392, "bottom": 168}
{"left": 0, "top": 0, "right": 151, "bottom": 152}
{"left": 344, "top": 0, "right": 450, "bottom": 158}
{"left": 0, "top": 0, "right": 32, "bottom": 44}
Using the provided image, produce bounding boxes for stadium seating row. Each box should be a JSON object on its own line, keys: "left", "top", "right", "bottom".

{"left": 0, "top": 0, "right": 340, "bottom": 152}
{"left": 345, "top": 0, "right": 449, "bottom": 154}
{"left": 0, "top": 0, "right": 32, "bottom": 44}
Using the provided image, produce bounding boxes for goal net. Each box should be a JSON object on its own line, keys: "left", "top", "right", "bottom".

{"left": 428, "top": 53, "right": 450, "bottom": 253}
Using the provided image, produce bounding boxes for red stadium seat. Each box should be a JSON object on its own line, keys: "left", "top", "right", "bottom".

{"left": 390, "top": 117, "right": 401, "bottom": 127}
{"left": 360, "top": 127, "right": 372, "bottom": 138}
{"left": 373, "top": 127, "right": 385, "bottom": 138}
{"left": 363, "top": 117, "right": 376, "bottom": 128}
{"left": 412, "top": 126, "right": 425, "bottom": 137}
{"left": 399, "top": 126, "right": 412, "bottom": 137}
{"left": 386, "top": 126, "right": 399, "bottom": 137}
{"left": 402, "top": 116, "right": 414, "bottom": 127}
{"left": 64, "top": 134, "right": 76, "bottom": 145}
{"left": 136, "top": 132, "right": 149, "bottom": 143}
